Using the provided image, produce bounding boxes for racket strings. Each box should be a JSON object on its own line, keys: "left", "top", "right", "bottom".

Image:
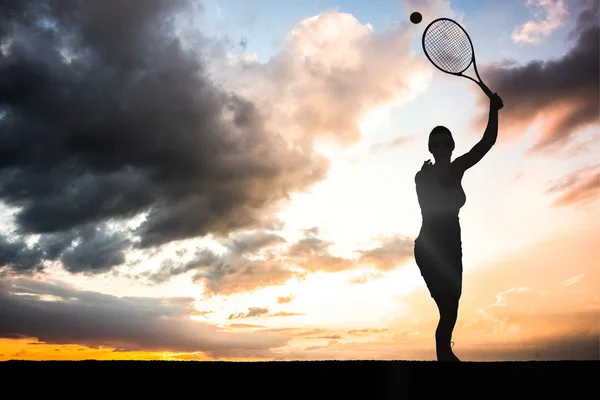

{"left": 424, "top": 20, "right": 473, "bottom": 74}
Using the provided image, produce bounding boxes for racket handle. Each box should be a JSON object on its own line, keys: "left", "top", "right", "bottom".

{"left": 478, "top": 81, "right": 494, "bottom": 98}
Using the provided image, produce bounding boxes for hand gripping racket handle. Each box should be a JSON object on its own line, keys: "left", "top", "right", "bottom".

{"left": 478, "top": 81, "right": 504, "bottom": 110}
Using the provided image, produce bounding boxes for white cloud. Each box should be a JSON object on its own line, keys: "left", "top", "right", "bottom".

{"left": 512, "top": 0, "right": 568, "bottom": 44}
{"left": 207, "top": 10, "right": 433, "bottom": 147}
{"left": 560, "top": 273, "right": 585, "bottom": 286}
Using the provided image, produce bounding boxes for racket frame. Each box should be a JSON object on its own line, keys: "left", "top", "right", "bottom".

{"left": 422, "top": 17, "right": 494, "bottom": 99}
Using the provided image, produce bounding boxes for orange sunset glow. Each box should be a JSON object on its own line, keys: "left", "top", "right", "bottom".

{"left": 0, "top": 0, "right": 598, "bottom": 362}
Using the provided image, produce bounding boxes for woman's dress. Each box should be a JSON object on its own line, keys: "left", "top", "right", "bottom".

{"left": 414, "top": 165, "right": 466, "bottom": 299}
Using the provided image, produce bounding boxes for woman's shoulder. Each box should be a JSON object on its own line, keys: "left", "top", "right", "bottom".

{"left": 416, "top": 165, "right": 434, "bottom": 180}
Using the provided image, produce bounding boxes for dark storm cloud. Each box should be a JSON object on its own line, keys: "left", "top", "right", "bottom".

{"left": 0, "top": 223, "right": 130, "bottom": 275}
{"left": 0, "top": 278, "right": 288, "bottom": 353}
{"left": 148, "top": 248, "right": 219, "bottom": 284}
{"left": 0, "top": 0, "right": 328, "bottom": 272}
{"left": 59, "top": 225, "right": 130, "bottom": 273}
{"left": 0, "top": 234, "right": 44, "bottom": 275}
{"left": 477, "top": 0, "right": 599, "bottom": 152}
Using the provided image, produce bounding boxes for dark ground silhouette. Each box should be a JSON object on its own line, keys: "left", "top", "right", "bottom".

{"left": 1, "top": 360, "right": 595, "bottom": 398}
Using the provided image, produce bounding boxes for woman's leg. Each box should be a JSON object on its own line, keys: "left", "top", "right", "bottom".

{"left": 433, "top": 295, "right": 460, "bottom": 361}
{"left": 414, "top": 239, "right": 462, "bottom": 361}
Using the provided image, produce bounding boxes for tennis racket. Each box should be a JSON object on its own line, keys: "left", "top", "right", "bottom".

{"left": 422, "top": 18, "right": 503, "bottom": 109}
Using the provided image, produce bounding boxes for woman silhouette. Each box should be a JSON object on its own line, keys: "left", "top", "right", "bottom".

{"left": 414, "top": 93, "right": 504, "bottom": 361}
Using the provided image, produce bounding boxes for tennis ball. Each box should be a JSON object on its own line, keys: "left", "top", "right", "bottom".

{"left": 410, "top": 12, "right": 422, "bottom": 24}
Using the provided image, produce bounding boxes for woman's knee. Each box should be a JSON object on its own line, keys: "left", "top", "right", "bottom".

{"left": 434, "top": 295, "right": 460, "bottom": 313}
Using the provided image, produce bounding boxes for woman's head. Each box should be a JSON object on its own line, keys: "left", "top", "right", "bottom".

{"left": 428, "top": 125, "right": 454, "bottom": 159}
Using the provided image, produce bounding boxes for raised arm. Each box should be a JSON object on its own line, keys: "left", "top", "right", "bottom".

{"left": 453, "top": 93, "right": 503, "bottom": 173}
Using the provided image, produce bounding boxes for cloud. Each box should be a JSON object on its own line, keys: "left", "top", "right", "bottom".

{"left": 275, "top": 323, "right": 598, "bottom": 361}
{"left": 0, "top": 235, "right": 45, "bottom": 276}
{"left": 465, "top": 294, "right": 599, "bottom": 358}
{"left": 228, "top": 307, "right": 303, "bottom": 319}
{"left": 560, "top": 273, "right": 585, "bottom": 286}
{"left": 347, "top": 271, "right": 384, "bottom": 284}
{"left": 209, "top": 9, "right": 433, "bottom": 146}
{"left": 385, "top": 226, "right": 600, "bottom": 360}
{"left": 0, "top": 223, "right": 129, "bottom": 276}
{"left": 347, "top": 328, "right": 388, "bottom": 336}
{"left": 0, "top": 0, "right": 329, "bottom": 266}
{"left": 59, "top": 226, "right": 130, "bottom": 273}
{"left": 357, "top": 234, "right": 415, "bottom": 271}
{"left": 545, "top": 163, "right": 600, "bottom": 206}
{"left": 221, "top": 231, "right": 287, "bottom": 255}
{"left": 146, "top": 227, "right": 375, "bottom": 295}
{"left": 228, "top": 307, "right": 269, "bottom": 319}
{"left": 460, "top": 231, "right": 600, "bottom": 326}
{"left": 461, "top": 330, "right": 599, "bottom": 361}
{"left": 194, "top": 260, "right": 295, "bottom": 296}
{"left": 1, "top": 3, "right": 435, "bottom": 276}
{"left": 277, "top": 294, "right": 295, "bottom": 304}
{"left": 476, "top": 0, "right": 599, "bottom": 152}
{"left": 369, "top": 137, "right": 414, "bottom": 153}
{"left": 229, "top": 323, "right": 266, "bottom": 329}
{"left": 147, "top": 230, "right": 296, "bottom": 295}
{"left": 271, "top": 311, "right": 304, "bottom": 317}
{"left": 316, "top": 334, "right": 342, "bottom": 340}
{"left": 146, "top": 227, "right": 417, "bottom": 295}
{"left": 0, "top": 278, "right": 289, "bottom": 355}
{"left": 285, "top": 227, "right": 354, "bottom": 273}
{"left": 512, "top": 0, "right": 568, "bottom": 44}
{"left": 194, "top": 310, "right": 212, "bottom": 317}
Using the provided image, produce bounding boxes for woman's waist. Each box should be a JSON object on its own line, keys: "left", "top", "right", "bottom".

{"left": 417, "top": 217, "right": 461, "bottom": 239}
{"left": 420, "top": 214, "right": 461, "bottom": 227}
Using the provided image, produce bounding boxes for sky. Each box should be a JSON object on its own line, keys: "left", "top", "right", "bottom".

{"left": 0, "top": 0, "right": 598, "bottom": 361}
